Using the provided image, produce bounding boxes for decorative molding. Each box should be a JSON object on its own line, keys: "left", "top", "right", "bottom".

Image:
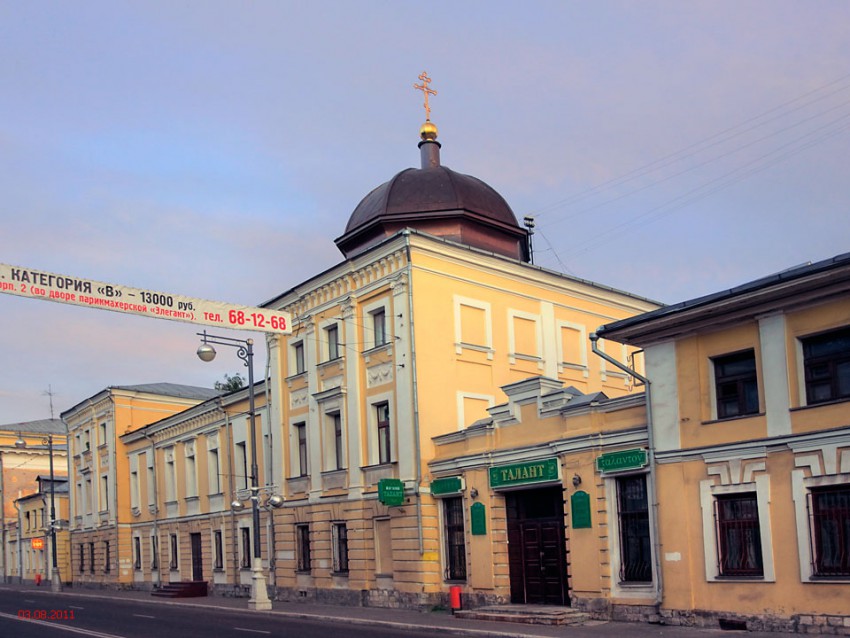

{"left": 366, "top": 362, "right": 394, "bottom": 388}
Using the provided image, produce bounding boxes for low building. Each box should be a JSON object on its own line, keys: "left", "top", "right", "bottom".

{"left": 15, "top": 475, "right": 70, "bottom": 585}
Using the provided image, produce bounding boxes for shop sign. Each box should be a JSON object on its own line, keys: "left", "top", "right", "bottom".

{"left": 430, "top": 476, "right": 464, "bottom": 496}
{"left": 470, "top": 502, "right": 487, "bottom": 535}
{"left": 31, "top": 538, "right": 45, "bottom": 550}
{"left": 489, "top": 457, "right": 559, "bottom": 489}
{"left": 378, "top": 478, "right": 405, "bottom": 506}
{"left": 596, "top": 448, "right": 648, "bottom": 473}
{"left": 570, "top": 491, "right": 592, "bottom": 529}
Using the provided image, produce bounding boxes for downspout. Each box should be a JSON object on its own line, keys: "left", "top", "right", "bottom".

{"left": 263, "top": 343, "right": 276, "bottom": 574}
{"left": 14, "top": 498, "right": 22, "bottom": 583}
{"left": 404, "top": 232, "right": 424, "bottom": 555}
{"left": 142, "top": 431, "right": 161, "bottom": 586}
{"left": 589, "top": 332, "right": 663, "bottom": 606}
{"left": 222, "top": 403, "right": 238, "bottom": 588}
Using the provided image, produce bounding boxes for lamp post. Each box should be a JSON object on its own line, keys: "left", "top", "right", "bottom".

{"left": 196, "top": 330, "right": 272, "bottom": 611}
{"left": 14, "top": 434, "right": 61, "bottom": 592}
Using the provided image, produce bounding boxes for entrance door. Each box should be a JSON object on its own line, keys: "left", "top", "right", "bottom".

{"left": 190, "top": 533, "right": 203, "bottom": 582}
{"left": 506, "top": 487, "right": 569, "bottom": 605}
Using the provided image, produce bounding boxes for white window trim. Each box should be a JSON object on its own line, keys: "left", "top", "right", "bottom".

{"left": 367, "top": 391, "right": 394, "bottom": 465}
{"left": 289, "top": 339, "right": 306, "bottom": 376}
{"left": 507, "top": 309, "right": 543, "bottom": 367}
{"left": 453, "top": 295, "right": 494, "bottom": 359}
{"left": 556, "top": 320, "right": 589, "bottom": 377}
{"left": 596, "top": 339, "right": 631, "bottom": 385}
{"left": 319, "top": 318, "right": 341, "bottom": 362}
{"left": 362, "top": 298, "right": 390, "bottom": 350}
{"left": 456, "top": 391, "right": 494, "bottom": 431}
{"left": 289, "top": 418, "right": 309, "bottom": 478}
{"left": 699, "top": 474, "right": 775, "bottom": 582}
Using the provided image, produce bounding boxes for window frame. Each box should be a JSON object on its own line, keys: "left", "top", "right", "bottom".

{"left": 372, "top": 309, "right": 387, "bottom": 347}
{"left": 292, "top": 341, "right": 306, "bottom": 375}
{"left": 443, "top": 496, "right": 467, "bottom": 582}
{"left": 802, "top": 327, "right": 850, "bottom": 405}
{"left": 240, "top": 527, "right": 251, "bottom": 569}
{"left": 331, "top": 523, "right": 349, "bottom": 574}
{"left": 213, "top": 529, "right": 224, "bottom": 570}
{"left": 712, "top": 349, "right": 760, "bottom": 419}
{"left": 103, "top": 540, "right": 111, "bottom": 573}
{"left": 616, "top": 474, "right": 653, "bottom": 583}
{"left": 169, "top": 533, "right": 178, "bottom": 571}
{"left": 296, "top": 524, "right": 311, "bottom": 573}
{"left": 294, "top": 422, "right": 308, "bottom": 477}
{"left": 326, "top": 324, "right": 340, "bottom": 361}
{"left": 808, "top": 485, "right": 850, "bottom": 577}
{"left": 714, "top": 492, "right": 764, "bottom": 578}
{"left": 134, "top": 536, "right": 142, "bottom": 570}
{"left": 376, "top": 402, "right": 391, "bottom": 465}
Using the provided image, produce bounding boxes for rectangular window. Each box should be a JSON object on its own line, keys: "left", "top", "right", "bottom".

{"left": 214, "top": 530, "right": 224, "bottom": 570}
{"left": 296, "top": 524, "right": 311, "bottom": 573}
{"left": 810, "top": 486, "right": 850, "bottom": 577}
{"left": 170, "top": 534, "right": 178, "bottom": 570}
{"left": 715, "top": 493, "right": 763, "bottom": 577}
{"left": 241, "top": 528, "right": 251, "bottom": 569}
{"left": 151, "top": 536, "right": 159, "bottom": 570}
{"left": 208, "top": 448, "right": 221, "bottom": 494}
{"left": 443, "top": 497, "right": 467, "bottom": 581}
{"left": 376, "top": 403, "right": 391, "bottom": 465}
{"left": 104, "top": 541, "right": 111, "bottom": 573}
{"left": 332, "top": 523, "right": 349, "bottom": 574}
{"left": 617, "top": 475, "right": 652, "bottom": 582}
{"left": 165, "top": 452, "right": 176, "bottom": 502}
{"left": 235, "top": 442, "right": 249, "bottom": 490}
{"left": 332, "top": 414, "right": 344, "bottom": 470}
{"left": 89, "top": 542, "right": 95, "bottom": 574}
{"left": 99, "top": 475, "right": 109, "bottom": 512}
{"left": 79, "top": 544, "right": 85, "bottom": 573}
{"left": 185, "top": 449, "right": 197, "bottom": 498}
{"left": 294, "top": 422, "right": 308, "bottom": 476}
{"left": 130, "top": 470, "right": 139, "bottom": 509}
{"left": 99, "top": 421, "right": 107, "bottom": 445}
{"left": 326, "top": 324, "right": 340, "bottom": 360}
{"left": 714, "top": 350, "right": 759, "bottom": 418}
{"left": 293, "top": 342, "right": 305, "bottom": 375}
{"left": 134, "top": 537, "right": 142, "bottom": 570}
{"left": 372, "top": 309, "right": 387, "bottom": 347}
{"left": 803, "top": 327, "right": 850, "bottom": 404}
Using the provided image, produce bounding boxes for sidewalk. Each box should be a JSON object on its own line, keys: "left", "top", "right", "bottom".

{"left": 8, "top": 582, "right": 778, "bottom": 638}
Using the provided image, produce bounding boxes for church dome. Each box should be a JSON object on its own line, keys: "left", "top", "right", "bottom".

{"left": 335, "top": 126, "right": 529, "bottom": 261}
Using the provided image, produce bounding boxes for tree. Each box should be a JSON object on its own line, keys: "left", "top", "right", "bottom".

{"left": 215, "top": 373, "right": 245, "bottom": 392}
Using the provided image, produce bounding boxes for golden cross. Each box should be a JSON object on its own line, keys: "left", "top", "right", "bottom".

{"left": 413, "top": 71, "right": 437, "bottom": 121}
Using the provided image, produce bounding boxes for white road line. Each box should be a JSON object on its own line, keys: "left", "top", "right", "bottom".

{"left": 70, "top": 605, "right": 86, "bottom": 609}
{"left": 0, "top": 611, "right": 127, "bottom": 638}
{"left": 132, "top": 614, "right": 156, "bottom": 618}
{"left": 233, "top": 628, "right": 271, "bottom": 635}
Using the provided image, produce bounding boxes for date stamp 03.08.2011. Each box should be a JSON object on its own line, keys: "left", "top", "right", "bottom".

{"left": 17, "top": 609, "right": 76, "bottom": 620}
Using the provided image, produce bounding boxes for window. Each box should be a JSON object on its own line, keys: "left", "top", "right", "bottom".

{"left": 134, "top": 537, "right": 142, "bottom": 570}
{"left": 376, "top": 403, "right": 391, "bottom": 465}
{"left": 89, "top": 542, "right": 95, "bottom": 573}
{"left": 714, "top": 350, "right": 759, "bottom": 418}
{"left": 235, "top": 442, "right": 249, "bottom": 490}
{"left": 151, "top": 536, "right": 158, "bottom": 570}
{"left": 332, "top": 414, "right": 344, "bottom": 470}
{"left": 213, "top": 530, "right": 223, "bottom": 570}
{"left": 99, "top": 421, "right": 107, "bottom": 445}
{"left": 79, "top": 544, "right": 85, "bottom": 573}
{"left": 185, "top": 447, "right": 197, "bottom": 498}
{"left": 130, "top": 470, "right": 139, "bottom": 509}
{"left": 616, "top": 475, "right": 652, "bottom": 582}
{"left": 715, "top": 493, "right": 763, "bottom": 577}
{"left": 208, "top": 448, "right": 221, "bottom": 494}
{"left": 803, "top": 327, "right": 850, "bottom": 404}
{"left": 169, "top": 534, "right": 178, "bottom": 570}
{"left": 372, "top": 309, "right": 387, "bottom": 347}
{"left": 165, "top": 450, "right": 176, "bottom": 502}
{"left": 104, "top": 541, "right": 111, "bottom": 573}
{"left": 810, "top": 486, "right": 850, "bottom": 577}
{"left": 296, "top": 524, "right": 311, "bottom": 573}
{"left": 240, "top": 528, "right": 251, "bottom": 568}
{"left": 326, "top": 324, "right": 340, "bottom": 360}
{"left": 292, "top": 342, "right": 305, "bottom": 375}
{"left": 294, "top": 422, "right": 308, "bottom": 477}
{"left": 443, "top": 497, "right": 467, "bottom": 581}
{"left": 99, "top": 475, "right": 109, "bottom": 512}
{"left": 331, "top": 523, "right": 349, "bottom": 574}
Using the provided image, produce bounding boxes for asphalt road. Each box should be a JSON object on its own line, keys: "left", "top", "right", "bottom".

{"left": 0, "top": 589, "right": 437, "bottom": 638}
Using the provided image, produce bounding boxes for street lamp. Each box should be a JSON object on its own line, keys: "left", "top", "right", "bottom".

{"left": 15, "top": 434, "right": 62, "bottom": 592}
{"left": 196, "top": 330, "right": 272, "bottom": 611}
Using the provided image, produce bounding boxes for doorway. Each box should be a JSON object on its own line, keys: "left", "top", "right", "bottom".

{"left": 506, "top": 486, "right": 569, "bottom": 605}
{"left": 190, "top": 533, "right": 203, "bottom": 582}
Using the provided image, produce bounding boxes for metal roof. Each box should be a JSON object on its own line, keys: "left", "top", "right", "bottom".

{"left": 0, "top": 418, "right": 66, "bottom": 434}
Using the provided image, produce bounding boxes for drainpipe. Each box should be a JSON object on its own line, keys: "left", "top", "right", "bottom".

{"left": 142, "top": 431, "right": 161, "bottom": 587}
{"left": 263, "top": 344, "right": 276, "bottom": 574}
{"left": 222, "top": 404, "right": 238, "bottom": 588}
{"left": 589, "top": 332, "right": 663, "bottom": 606}
{"left": 403, "top": 232, "right": 425, "bottom": 555}
{"left": 14, "top": 498, "right": 23, "bottom": 583}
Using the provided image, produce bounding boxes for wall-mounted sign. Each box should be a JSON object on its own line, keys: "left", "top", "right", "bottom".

{"left": 31, "top": 538, "right": 45, "bottom": 550}
{"left": 471, "top": 502, "right": 487, "bottom": 535}
{"left": 378, "top": 478, "right": 405, "bottom": 506}
{"left": 489, "top": 457, "right": 559, "bottom": 489}
{"left": 430, "top": 476, "right": 464, "bottom": 496}
{"left": 596, "top": 448, "right": 648, "bottom": 473}
{"left": 570, "top": 491, "right": 592, "bottom": 529}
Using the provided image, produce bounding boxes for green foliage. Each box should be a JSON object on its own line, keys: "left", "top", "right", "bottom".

{"left": 214, "top": 373, "right": 245, "bottom": 392}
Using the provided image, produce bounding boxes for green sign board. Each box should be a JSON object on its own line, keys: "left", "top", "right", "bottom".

{"left": 596, "top": 448, "right": 648, "bottom": 473}
{"left": 570, "top": 491, "right": 592, "bottom": 529}
{"left": 470, "top": 502, "right": 487, "bottom": 535}
{"left": 489, "top": 457, "right": 559, "bottom": 489}
{"left": 430, "top": 476, "right": 463, "bottom": 496}
{"left": 378, "top": 478, "right": 405, "bottom": 506}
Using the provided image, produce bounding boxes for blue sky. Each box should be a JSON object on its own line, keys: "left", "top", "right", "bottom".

{"left": 1, "top": 1, "right": 849, "bottom": 423}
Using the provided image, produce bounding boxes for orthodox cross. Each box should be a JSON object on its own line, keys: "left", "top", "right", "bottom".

{"left": 413, "top": 71, "right": 437, "bottom": 121}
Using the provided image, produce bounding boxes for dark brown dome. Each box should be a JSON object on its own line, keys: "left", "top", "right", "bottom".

{"left": 335, "top": 139, "right": 529, "bottom": 261}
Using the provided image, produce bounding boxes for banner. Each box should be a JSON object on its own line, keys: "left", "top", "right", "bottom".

{"left": 0, "top": 263, "right": 291, "bottom": 335}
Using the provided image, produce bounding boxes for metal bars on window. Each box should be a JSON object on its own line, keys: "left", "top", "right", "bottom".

{"left": 616, "top": 475, "right": 653, "bottom": 582}
{"left": 808, "top": 486, "right": 850, "bottom": 577}
{"left": 443, "top": 496, "right": 467, "bottom": 581}
{"left": 714, "top": 494, "right": 763, "bottom": 577}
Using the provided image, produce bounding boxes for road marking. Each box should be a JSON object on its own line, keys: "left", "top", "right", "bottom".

{"left": 233, "top": 628, "right": 271, "bottom": 635}
{"left": 24, "top": 599, "right": 36, "bottom": 603}
{"left": 70, "top": 605, "right": 85, "bottom": 609}
{"left": 132, "top": 613, "right": 156, "bottom": 618}
{"left": 0, "top": 611, "right": 127, "bottom": 637}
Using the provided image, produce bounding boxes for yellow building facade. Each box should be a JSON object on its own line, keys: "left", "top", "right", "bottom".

{"left": 596, "top": 253, "right": 850, "bottom": 632}
{"left": 14, "top": 476, "right": 71, "bottom": 585}
{"left": 63, "top": 383, "right": 218, "bottom": 587}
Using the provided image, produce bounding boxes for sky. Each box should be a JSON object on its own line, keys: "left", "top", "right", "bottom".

{"left": 1, "top": 1, "right": 848, "bottom": 424}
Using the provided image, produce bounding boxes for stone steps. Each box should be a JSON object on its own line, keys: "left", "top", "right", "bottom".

{"left": 453, "top": 605, "right": 591, "bottom": 626}
{"left": 151, "top": 581, "right": 208, "bottom": 598}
